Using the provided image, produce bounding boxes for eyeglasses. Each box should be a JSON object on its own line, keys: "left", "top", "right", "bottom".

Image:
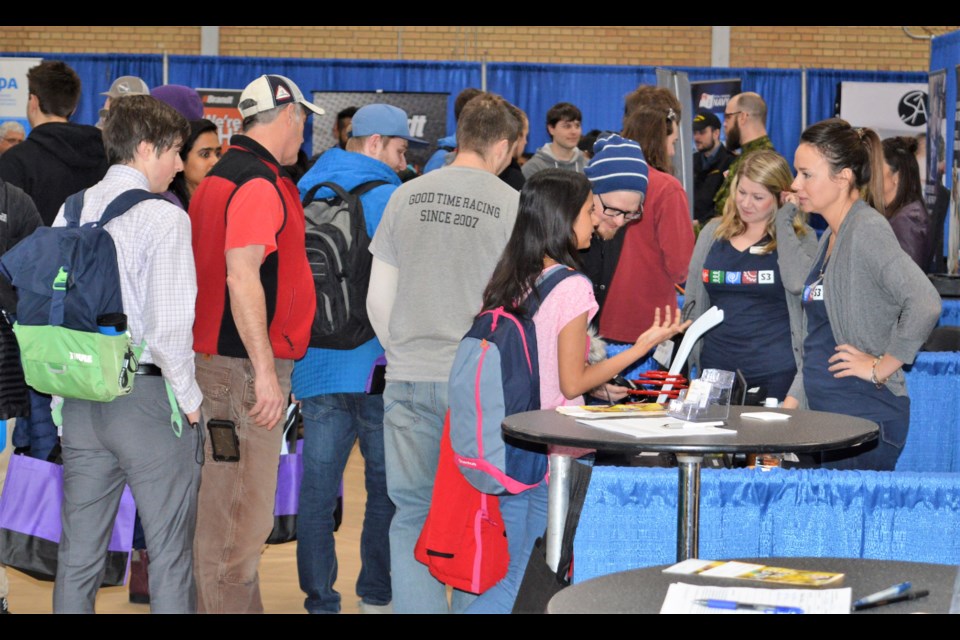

{"left": 724, "top": 111, "right": 742, "bottom": 120}
{"left": 597, "top": 193, "right": 643, "bottom": 222}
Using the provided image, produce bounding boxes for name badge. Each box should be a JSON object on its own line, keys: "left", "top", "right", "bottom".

{"left": 802, "top": 282, "right": 824, "bottom": 302}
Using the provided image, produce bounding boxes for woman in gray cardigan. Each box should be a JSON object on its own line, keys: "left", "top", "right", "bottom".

{"left": 783, "top": 119, "right": 941, "bottom": 470}
{"left": 683, "top": 150, "right": 818, "bottom": 403}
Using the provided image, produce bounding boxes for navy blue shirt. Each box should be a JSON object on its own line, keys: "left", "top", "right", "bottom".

{"left": 801, "top": 250, "right": 909, "bottom": 422}
{"left": 699, "top": 238, "right": 794, "bottom": 381}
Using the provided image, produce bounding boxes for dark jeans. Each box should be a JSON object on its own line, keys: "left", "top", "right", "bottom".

{"left": 297, "top": 393, "right": 394, "bottom": 613}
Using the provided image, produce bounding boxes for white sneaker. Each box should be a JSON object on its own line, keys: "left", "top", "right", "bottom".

{"left": 357, "top": 600, "right": 393, "bottom": 614}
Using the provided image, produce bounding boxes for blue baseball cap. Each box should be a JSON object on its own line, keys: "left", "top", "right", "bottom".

{"left": 349, "top": 104, "right": 427, "bottom": 147}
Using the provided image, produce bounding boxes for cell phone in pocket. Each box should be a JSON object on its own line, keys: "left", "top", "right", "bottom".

{"left": 207, "top": 419, "right": 240, "bottom": 462}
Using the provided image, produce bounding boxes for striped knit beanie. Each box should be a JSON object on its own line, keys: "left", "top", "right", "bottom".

{"left": 584, "top": 133, "right": 649, "bottom": 196}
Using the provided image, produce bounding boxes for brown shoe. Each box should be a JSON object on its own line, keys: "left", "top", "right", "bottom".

{"left": 129, "top": 548, "right": 151, "bottom": 604}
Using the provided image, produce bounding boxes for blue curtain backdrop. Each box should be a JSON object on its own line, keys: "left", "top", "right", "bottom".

{"left": 1, "top": 52, "right": 163, "bottom": 128}
{"left": 167, "top": 56, "right": 481, "bottom": 157}
{"left": 1, "top": 51, "right": 931, "bottom": 164}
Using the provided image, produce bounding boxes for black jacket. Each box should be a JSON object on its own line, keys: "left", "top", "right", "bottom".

{"left": 0, "top": 180, "right": 42, "bottom": 314}
{"left": 0, "top": 122, "right": 108, "bottom": 225}
{"left": 693, "top": 144, "right": 734, "bottom": 225}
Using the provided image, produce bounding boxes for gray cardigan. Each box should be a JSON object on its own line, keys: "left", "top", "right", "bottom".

{"left": 786, "top": 199, "right": 942, "bottom": 403}
{"left": 682, "top": 204, "right": 819, "bottom": 403}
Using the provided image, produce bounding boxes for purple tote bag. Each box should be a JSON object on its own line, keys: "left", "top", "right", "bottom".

{"left": 0, "top": 453, "right": 136, "bottom": 585}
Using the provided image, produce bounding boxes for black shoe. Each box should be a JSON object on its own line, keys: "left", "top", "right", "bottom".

{"left": 0, "top": 597, "right": 10, "bottom": 613}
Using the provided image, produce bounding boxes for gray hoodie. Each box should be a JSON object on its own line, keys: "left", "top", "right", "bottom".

{"left": 521, "top": 143, "right": 588, "bottom": 179}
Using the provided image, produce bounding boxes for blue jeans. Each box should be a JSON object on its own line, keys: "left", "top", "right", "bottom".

{"left": 820, "top": 415, "right": 909, "bottom": 471}
{"left": 297, "top": 393, "right": 394, "bottom": 613}
{"left": 464, "top": 480, "right": 549, "bottom": 614}
{"left": 383, "top": 380, "right": 476, "bottom": 614}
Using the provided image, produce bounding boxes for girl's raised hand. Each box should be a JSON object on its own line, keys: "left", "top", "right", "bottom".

{"left": 634, "top": 306, "right": 692, "bottom": 352}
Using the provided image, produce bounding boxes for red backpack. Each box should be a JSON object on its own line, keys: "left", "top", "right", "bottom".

{"left": 414, "top": 411, "right": 509, "bottom": 594}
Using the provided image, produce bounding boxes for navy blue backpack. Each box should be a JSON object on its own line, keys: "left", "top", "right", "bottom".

{"left": 448, "top": 265, "right": 585, "bottom": 495}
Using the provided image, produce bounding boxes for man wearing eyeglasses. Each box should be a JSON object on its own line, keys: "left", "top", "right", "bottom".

{"left": 579, "top": 133, "right": 649, "bottom": 317}
{"left": 713, "top": 91, "right": 773, "bottom": 216}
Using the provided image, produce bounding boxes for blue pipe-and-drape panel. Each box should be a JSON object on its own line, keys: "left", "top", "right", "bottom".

{"left": 930, "top": 29, "right": 960, "bottom": 190}
{"left": 487, "top": 63, "right": 803, "bottom": 164}
{"left": 573, "top": 467, "right": 960, "bottom": 584}
{"left": 897, "top": 351, "right": 960, "bottom": 472}
{"left": 805, "top": 68, "right": 927, "bottom": 132}
{"left": 167, "top": 55, "right": 481, "bottom": 157}
{"left": 939, "top": 299, "right": 960, "bottom": 327}
{"left": 1, "top": 52, "right": 164, "bottom": 128}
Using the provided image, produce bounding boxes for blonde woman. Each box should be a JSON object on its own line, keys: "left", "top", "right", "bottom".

{"left": 683, "top": 150, "right": 818, "bottom": 402}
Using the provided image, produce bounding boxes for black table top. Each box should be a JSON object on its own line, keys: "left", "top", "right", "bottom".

{"left": 502, "top": 406, "right": 878, "bottom": 456}
{"left": 548, "top": 557, "right": 959, "bottom": 614}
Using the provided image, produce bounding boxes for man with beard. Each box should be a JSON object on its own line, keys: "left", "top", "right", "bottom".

{"left": 692, "top": 108, "right": 733, "bottom": 225}
{"left": 713, "top": 91, "right": 773, "bottom": 216}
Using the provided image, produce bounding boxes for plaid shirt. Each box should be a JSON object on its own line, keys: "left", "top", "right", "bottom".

{"left": 53, "top": 165, "right": 202, "bottom": 413}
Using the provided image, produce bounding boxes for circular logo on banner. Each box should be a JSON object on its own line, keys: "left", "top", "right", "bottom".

{"left": 898, "top": 90, "right": 928, "bottom": 127}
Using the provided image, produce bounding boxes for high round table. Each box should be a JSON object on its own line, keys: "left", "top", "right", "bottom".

{"left": 502, "top": 407, "right": 878, "bottom": 567}
{"left": 547, "top": 557, "right": 959, "bottom": 614}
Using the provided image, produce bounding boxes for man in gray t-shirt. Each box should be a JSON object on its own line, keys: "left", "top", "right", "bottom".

{"left": 367, "top": 94, "right": 520, "bottom": 614}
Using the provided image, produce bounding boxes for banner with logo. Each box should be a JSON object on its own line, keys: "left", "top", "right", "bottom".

{"left": 927, "top": 70, "right": 947, "bottom": 212}
{"left": 838, "top": 81, "right": 927, "bottom": 141}
{"left": 948, "top": 68, "right": 959, "bottom": 275}
{"left": 0, "top": 57, "right": 42, "bottom": 135}
{"left": 690, "top": 78, "right": 741, "bottom": 146}
{"left": 311, "top": 92, "right": 448, "bottom": 171}
{"left": 197, "top": 88, "right": 243, "bottom": 155}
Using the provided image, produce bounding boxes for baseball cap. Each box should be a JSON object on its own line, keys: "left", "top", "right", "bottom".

{"left": 102, "top": 76, "right": 150, "bottom": 98}
{"left": 693, "top": 108, "right": 721, "bottom": 132}
{"left": 238, "top": 75, "right": 324, "bottom": 119}
{"left": 349, "top": 104, "right": 427, "bottom": 147}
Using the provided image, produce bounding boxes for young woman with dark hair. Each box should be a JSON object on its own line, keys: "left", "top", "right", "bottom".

{"left": 465, "top": 169, "right": 690, "bottom": 613}
{"left": 166, "top": 119, "right": 221, "bottom": 210}
{"left": 783, "top": 118, "right": 940, "bottom": 470}
{"left": 881, "top": 136, "right": 931, "bottom": 268}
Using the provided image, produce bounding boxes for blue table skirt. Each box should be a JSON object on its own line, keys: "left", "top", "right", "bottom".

{"left": 574, "top": 467, "right": 960, "bottom": 583}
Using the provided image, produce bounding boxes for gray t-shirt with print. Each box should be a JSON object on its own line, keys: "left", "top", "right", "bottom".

{"left": 370, "top": 165, "right": 519, "bottom": 382}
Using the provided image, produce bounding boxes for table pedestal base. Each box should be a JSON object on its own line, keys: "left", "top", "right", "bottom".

{"left": 676, "top": 454, "right": 703, "bottom": 561}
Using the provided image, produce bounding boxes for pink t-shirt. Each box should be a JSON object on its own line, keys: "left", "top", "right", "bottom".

{"left": 532, "top": 268, "right": 599, "bottom": 411}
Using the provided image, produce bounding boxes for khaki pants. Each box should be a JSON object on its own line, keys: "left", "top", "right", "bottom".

{"left": 193, "top": 354, "right": 292, "bottom": 614}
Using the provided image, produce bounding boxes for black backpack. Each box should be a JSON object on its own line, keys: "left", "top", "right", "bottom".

{"left": 301, "top": 180, "right": 387, "bottom": 350}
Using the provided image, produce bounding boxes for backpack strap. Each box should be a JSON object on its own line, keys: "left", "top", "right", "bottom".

{"left": 525, "top": 266, "right": 585, "bottom": 317}
{"left": 302, "top": 180, "right": 389, "bottom": 206}
{"left": 96, "top": 189, "right": 168, "bottom": 228}
{"left": 63, "top": 189, "right": 87, "bottom": 228}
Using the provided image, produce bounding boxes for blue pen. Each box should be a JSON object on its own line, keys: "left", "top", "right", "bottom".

{"left": 852, "top": 581, "right": 912, "bottom": 609}
{"left": 694, "top": 599, "right": 803, "bottom": 614}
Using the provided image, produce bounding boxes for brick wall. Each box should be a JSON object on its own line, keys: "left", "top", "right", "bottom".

{"left": 0, "top": 26, "right": 199, "bottom": 55}
{"left": 730, "top": 26, "right": 947, "bottom": 71}
{"left": 0, "top": 26, "right": 955, "bottom": 71}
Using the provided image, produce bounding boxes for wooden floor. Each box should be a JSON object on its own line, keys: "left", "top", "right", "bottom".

{"left": 0, "top": 420, "right": 368, "bottom": 614}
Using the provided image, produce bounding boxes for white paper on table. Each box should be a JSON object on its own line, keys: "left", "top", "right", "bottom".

{"left": 740, "top": 412, "right": 791, "bottom": 421}
{"left": 576, "top": 417, "right": 734, "bottom": 438}
{"left": 660, "top": 582, "right": 852, "bottom": 614}
{"left": 555, "top": 405, "right": 667, "bottom": 419}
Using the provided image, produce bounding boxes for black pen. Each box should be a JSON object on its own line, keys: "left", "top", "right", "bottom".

{"left": 852, "top": 589, "right": 929, "bottom": 611}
